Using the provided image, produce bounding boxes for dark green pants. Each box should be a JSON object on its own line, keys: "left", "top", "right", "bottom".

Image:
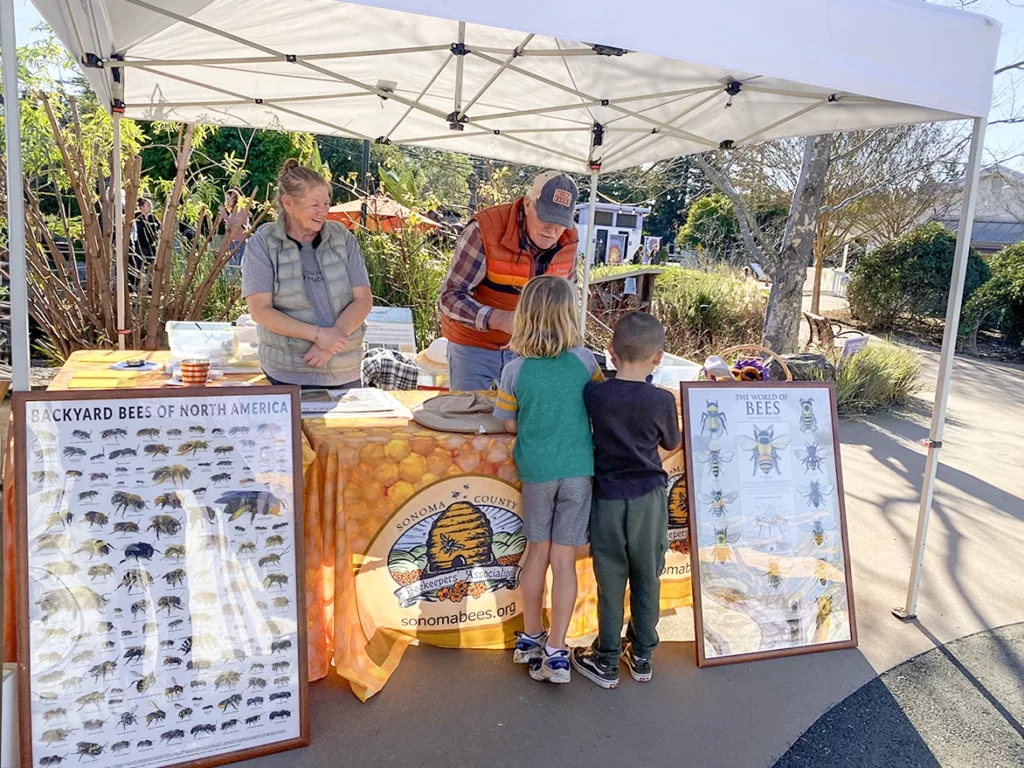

{"left": 590, "top": 486, "right": 669, "bottom": 666}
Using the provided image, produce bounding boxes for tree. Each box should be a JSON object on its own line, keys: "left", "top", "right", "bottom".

{"left": 694, "top": 121, "right": 973, "bottom": 351}
{"left": 140, "top": 124, "right": 317, "bottom": 204}
{"left": 676, "top": 194, "right": 739, "bottom": 255}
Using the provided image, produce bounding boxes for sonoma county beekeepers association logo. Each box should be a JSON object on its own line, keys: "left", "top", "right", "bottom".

{"left": 356, "top": 476, "right": 525, "bottom": 639}
{"left": 388, "top": 487, "right": 524, "bottom": 607}
{"left": 665, "top": 452, "right": 690, "bottom": 555}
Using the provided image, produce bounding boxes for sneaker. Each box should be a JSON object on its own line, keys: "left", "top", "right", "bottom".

{"left": 528, "top": 648, "right": 571, "bottom": 684}
{"left": 621, "top": 643, "right": 652, "bottom": 683}
{"left": 570, "top": 647, "right": 619, "bottom": 689}
{"left": 513, "top": 631, "right": 547, "bottom": 664}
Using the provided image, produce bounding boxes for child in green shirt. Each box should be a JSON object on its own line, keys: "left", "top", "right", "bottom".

{"left": 494, "top": 275, "right": 602, "bottom": 684}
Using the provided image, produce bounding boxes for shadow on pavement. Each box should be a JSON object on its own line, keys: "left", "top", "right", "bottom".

{"left": 773, "top": 623, "right": 1024, "bottom": 768}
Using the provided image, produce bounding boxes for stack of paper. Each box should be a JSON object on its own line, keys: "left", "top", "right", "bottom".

{"left": 300, "top": 387, "right": 412, "bottom": 419}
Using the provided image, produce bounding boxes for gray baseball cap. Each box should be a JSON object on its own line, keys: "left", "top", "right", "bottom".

{"left": 529, "top": 171, "right": 578, "bottom": 229}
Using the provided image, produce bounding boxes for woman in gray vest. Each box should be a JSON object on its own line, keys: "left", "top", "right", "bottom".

{"left": 242, "top": 159, "right": 373, "bottom": 388}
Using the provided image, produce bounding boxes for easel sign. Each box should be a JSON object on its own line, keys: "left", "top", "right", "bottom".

{"left": 13, "top": 387, "right": 309, "bottom": 768}
{"left": 680, "top": 381, "right": 857, "bottom": 667}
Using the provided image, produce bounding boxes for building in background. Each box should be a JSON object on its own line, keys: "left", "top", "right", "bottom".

{"left": 933, "top": 164, "right": 1024, "bottom": 255}
{"left": 576, "top": 202, "right": 651, "bottom": 265}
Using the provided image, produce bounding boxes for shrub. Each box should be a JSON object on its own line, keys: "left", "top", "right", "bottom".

{"left": 357, "top": 227, "right": 450, "bottom": 350}
{"left": 676, "top": 194, "right": 739, "bottom": 256}
{"left": 653, "top": 266, "right": 766, "bottom": 360}
{"left": 961, "top": 242, "right": 1024, "bottom": 352}
{"left": 833, "top": 341, "right": 921, "bottom": 414}
{"left": 847, "top": 222, "right": 989, "bottom": 332}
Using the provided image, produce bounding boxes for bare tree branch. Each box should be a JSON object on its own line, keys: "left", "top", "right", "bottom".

{"left": 691, "top": 155, "right": 770, "bottom": 265}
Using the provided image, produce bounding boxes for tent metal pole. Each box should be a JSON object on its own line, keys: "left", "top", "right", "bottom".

{"left": 453, "top": 22, "right": 466, "bottom": 117}
{"left": 384, "top": 52, "right": 454, "bottom": 141}
{"left": 472, "top": 87, "right": 719, "bottom": 122}
{"left": 580, "top": 172, "right": 599, "bottom": 336}
{"left": 2, "top": 0, "right": 30, "bottom": 391}
{"left": 113, "top": 111, "right": 126, "bottom": 350}
{"left": 601, "top": 90, "right": 723, "bottom": 165}
{"left": 360, "top": 139, "right": 370, "bottom": 227}
{"left": 893, "top": 116, "right": 986, "bottom": 621}
{"left": 470, "top": 50, "right": 719, "bottom": 148}
{"left": 456, "top": 33, "right": 534, "bottom": 121}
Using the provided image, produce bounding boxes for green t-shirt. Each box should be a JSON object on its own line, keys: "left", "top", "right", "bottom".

{"left": 494, "top": 347, "right": 602, "bottom": 484}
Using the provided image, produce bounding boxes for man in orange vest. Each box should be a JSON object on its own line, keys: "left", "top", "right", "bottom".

{"left": 440, "top": 171, "right": 580, "bottom": 391}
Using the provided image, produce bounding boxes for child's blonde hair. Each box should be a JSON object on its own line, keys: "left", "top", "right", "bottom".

{"left": 508, "top": 275, "right": 583, "bottom": 358}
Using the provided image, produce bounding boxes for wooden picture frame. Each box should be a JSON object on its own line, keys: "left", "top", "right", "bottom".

{"left": 680, "top": 381, "right": 857, "bottom": 667}
{"left": 13, "top": 387, "right": 309, "bottom": 768}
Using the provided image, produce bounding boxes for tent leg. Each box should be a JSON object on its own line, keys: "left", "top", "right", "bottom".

{"left": 579, "top": 171, "right": 599, "bottom": 336}
{"left": 113, "top": 111, "right": 126, "bottom": 351}
{"left": 2, "top": 0, "right": 29, "bottom": 391}
{"left": 893, "top": 116, "right": 986, "bottom": 622}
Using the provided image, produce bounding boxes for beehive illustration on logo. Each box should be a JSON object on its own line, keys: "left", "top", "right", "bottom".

{"left": 388, "top": 492, "right": 525, "bottom": 607}
{"left": 425, "top": 501, "right": 498, "bottom": 574}
{"left": 667, "top": 469, "right": 690, "bottom": 554}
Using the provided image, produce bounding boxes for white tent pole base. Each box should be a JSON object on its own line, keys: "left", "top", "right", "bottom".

{"left": 2, "top": 0, "right": 30, "bottom": 391}
{"left": 579, "top": 171, "right": 599, "bottom": 337}
{"left": 894, "top": 116, "right": 986, "bottom": 622}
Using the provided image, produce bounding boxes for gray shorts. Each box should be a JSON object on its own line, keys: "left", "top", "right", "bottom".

{"left": 521, "top": 476, "right": 592, "bottom": 547}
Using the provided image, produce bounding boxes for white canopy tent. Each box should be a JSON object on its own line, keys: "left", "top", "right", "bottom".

{"left": 2, "top": 0, "right": 1002, "bottom": 618}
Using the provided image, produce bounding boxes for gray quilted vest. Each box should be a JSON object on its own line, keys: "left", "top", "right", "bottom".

{"left": 255, "top": 219, "right": 365, "bottom": 379}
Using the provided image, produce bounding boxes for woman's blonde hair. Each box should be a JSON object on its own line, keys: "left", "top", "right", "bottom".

{"left": 274, "top": 158, "right": 328, "bottom": 218}
{"left": 508, "top": 275, "right": 583, "bottom": 358}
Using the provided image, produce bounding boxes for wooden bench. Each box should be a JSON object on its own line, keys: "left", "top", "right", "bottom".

{"left": 803, "top": 312, "right": 866, "bottom": 356}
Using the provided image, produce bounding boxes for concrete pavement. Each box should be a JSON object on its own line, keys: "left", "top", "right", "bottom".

{"left": 230, "top": 346, "right": 1024, "bottom": 767}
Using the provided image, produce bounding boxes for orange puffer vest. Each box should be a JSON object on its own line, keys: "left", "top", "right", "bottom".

{"left": 441, "top": 198, "right": 578, "bottom": 350}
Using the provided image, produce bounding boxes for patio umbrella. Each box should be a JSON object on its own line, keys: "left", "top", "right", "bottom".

{"left": 327, "top": 194, "right": 440, "bottom": 233}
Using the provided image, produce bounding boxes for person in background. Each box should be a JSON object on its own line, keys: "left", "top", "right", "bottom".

{"left": 242, "top": 159, "right": 373, "bottom": 388}
{"left": 572, "top": 312, "right": 681, "bottom": 689}
{"left": 440, "top": 171, "right": 580, "bottom": 391}
{"left": 225, "top": 188, "right": 250, "bottom": 266}
{"left": 129, "top": 197, "right": 160, "bottom": 291}
{"left": 493, "top": 275, "right": 603, "bottom": 684}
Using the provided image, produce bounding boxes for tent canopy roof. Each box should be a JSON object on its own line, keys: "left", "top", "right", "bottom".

{"left": 33, "top": 0, "right": 1001, "bottom": 174}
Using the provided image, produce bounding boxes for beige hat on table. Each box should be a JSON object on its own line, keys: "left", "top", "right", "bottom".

{"left": 412, "top": 392, "right": 507, "bottom": 434}
{"left": 414, "top": 337, "right": 449, "bottom": 373}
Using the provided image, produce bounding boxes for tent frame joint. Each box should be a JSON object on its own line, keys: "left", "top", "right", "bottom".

{"left": 450, "top": 41, "right": 469, "bottom": 56}
{"left": 446, "top": 111, "right": 468, "bottom": 131}
{"left": 591, "top": 122, "right": 604, "bottom": 146}
{"left": 592, "top": 44, "right": 626, "bottom": 57}
{"left": 82, "top": 52, "right": 104, "bottom": 68}
{"left": 111, "top": 99, "right": 125, "bottom": 113}
{"left": 921, "top": 439, "right": 943, "bottom": 449}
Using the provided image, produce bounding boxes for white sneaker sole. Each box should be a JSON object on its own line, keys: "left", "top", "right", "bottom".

{"left": 570, "top": 656, "right": 619, "bottom": 689}
{"left": 528, "top": 663, "right": 570, "bottom": 684}
{"left": 623, "top": 658, "right": 652, "bottom": 683}
{"left": 513, "top": 648, "right": 541, "bottom": 664}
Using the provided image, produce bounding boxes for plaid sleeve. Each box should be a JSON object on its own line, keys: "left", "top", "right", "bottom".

{"left": 439, "top": 221, "right": 494, "bottom": 331}
{"left": 493, "top": 358, "right": 522, "bottom": 420}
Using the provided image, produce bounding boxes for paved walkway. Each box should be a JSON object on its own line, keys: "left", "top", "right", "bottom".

{"left": 775, "top": 622, "right": 1024, "bottom": 768}
{"left": 229, "top": 344, "right": 1024, "bottom": 767}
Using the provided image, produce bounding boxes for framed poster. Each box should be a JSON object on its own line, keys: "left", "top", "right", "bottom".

{"left": 607, "top": 233, "right": 626, "bottom": 264}
{"left": 14, "top": 387, "right": 308, "bottom": 768}
{"left": 680, "top": 381, "right": 856, "bottom": 666}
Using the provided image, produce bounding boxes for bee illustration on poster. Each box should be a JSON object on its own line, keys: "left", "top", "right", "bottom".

{"left": 680, "top": 381, "right": 857, "bottom": 667}
{"left": 14, "top": 388, "right": 309, "bottom": 768}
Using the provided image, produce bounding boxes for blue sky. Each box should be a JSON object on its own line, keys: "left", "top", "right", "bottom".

{"left": 11, "top": 0, "right": 1024, "bottom": 167}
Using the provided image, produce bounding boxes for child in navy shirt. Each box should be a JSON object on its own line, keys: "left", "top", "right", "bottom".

{"left": 572, "top": 312, "right": 681, "bottom": 688}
